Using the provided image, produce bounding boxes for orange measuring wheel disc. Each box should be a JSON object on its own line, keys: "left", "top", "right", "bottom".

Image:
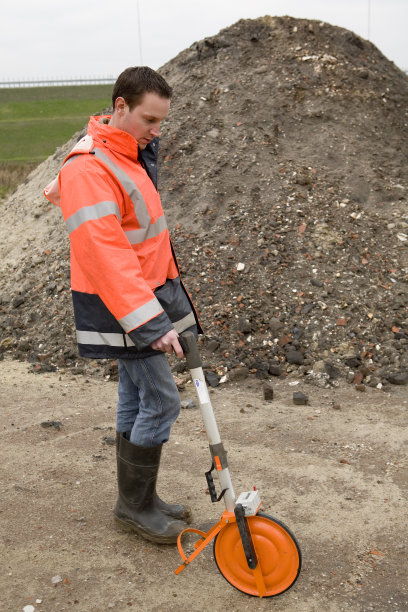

{"left": 213, "top": 512, "right": 301, "bottom": 597}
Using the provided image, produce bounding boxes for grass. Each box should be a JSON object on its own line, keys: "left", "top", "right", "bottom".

{"left": 0, "top": 162, "right": 38, "bottom": 198}
{"left": 0, "top": 84, "right": 112, "bottom": 198}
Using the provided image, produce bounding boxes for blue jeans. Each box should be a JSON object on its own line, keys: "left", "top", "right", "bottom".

{"left": 116, "top": 355, "right": 181, "bottom": 447}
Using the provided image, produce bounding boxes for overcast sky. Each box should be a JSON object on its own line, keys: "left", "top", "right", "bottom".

{"left": 1, "top": 0, "right": 407, "bottom": 82}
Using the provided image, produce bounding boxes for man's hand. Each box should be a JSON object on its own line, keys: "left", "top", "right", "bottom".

{"left": 150, "top": 329, "right": 183, "bottom": 358}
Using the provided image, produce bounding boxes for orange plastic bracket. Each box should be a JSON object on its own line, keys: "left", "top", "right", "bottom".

{"left": 246, "top": 519, "right": 267, "bottom": 597}
{"left": 252, "top": 563, "right": 267, "bottom": 598}
{"left": 175, "top": 511, "right": 236, "bottom": 575}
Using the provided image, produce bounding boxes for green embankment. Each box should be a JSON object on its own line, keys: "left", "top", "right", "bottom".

{"left": 0, "top": 84, "right": 112, "bottom": 163}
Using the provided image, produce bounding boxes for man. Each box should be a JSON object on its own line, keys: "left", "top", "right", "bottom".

{"left": 44, "top": 67, "right": 200, "bottom": 544}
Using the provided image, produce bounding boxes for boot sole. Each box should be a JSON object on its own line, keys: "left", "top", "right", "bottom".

{"left": 113, "top": 515, "right": 180, "bottom": 544}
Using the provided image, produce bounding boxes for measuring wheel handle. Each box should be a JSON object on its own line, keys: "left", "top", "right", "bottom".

{"left": 179, "top": 331, "right": 202, "bottom": 370}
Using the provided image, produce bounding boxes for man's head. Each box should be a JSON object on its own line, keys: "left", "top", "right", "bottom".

{"left": 112, "top": 66, "right": 172, "bottom": 111}
{"left": 109, "top": 66, "right": 172, "bottom": 149}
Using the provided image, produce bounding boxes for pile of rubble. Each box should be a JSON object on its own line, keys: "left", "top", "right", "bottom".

{"left": 0, "top": 16, "right": 407, "bottom": 389}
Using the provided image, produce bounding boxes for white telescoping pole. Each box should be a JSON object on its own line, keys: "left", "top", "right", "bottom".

{"left": 180, "top": 332, "right": 236, "bottom": 512}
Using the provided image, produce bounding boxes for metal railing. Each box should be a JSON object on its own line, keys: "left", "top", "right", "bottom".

{"left": 0, "top": 77, "right": 116, "bottom": 88}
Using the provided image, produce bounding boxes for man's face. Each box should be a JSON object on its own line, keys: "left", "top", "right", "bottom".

{"left": 111, "top": 92, "right": 170, "bottom": 149}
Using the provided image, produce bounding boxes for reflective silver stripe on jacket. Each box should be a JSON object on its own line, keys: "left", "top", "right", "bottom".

{"left": 118, "top": 298, "right": 164, "bottom": 333}
{"left": 65, "top": 201, "right": 121, "bottom": 234}
{"left": 76, "top": 330, "right": 133, "bottom": 347}
{"left": 125, "top": 216, "right": 168, "bottom": 244}
{"left": 92, "top": 147, "right": 168, "bottom": 244}
{"left": 76, "top": 312, "right": 195, "bottom": 348}
{"left": 173, "top": 312, "right": 196, "bottom": 333}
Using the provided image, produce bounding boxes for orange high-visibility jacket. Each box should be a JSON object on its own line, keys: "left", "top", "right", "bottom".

{"left": 44, "top": 115, "right": 200, "bottom": 359}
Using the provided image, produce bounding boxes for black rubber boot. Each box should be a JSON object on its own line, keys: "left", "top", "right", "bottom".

{"left": 117, "top": 432, "right": 192, "bottom": 523}
{"left": 114, "top": 433, "right": 189, "bottom": 543}
{"left": 154, "top": 492, "right": 192, "bottom": 523}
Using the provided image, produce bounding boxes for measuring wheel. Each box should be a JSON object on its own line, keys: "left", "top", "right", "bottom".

{"left": 213, "top": 512, "right": 301, "bottom": 597}
{"left": 175, "top": 333, "right": 302, "bottom": 597}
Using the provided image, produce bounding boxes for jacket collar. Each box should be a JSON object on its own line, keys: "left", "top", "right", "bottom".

{"left": 87, "top": 115, "right": 139, "bottom": 161}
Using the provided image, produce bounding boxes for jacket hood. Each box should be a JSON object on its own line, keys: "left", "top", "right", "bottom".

{"left": 43, "top": 131, "right": 94, "bottom": 206}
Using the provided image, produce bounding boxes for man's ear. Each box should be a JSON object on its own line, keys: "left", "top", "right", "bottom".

{"left": 114, "top": 96, "right": 128, "bottom": 115}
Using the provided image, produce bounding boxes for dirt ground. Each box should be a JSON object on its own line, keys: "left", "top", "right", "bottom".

{"left": 1, "top": 357, "right": 407, "bottom": 612}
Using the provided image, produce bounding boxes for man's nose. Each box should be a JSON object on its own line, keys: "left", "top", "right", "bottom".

{"left": 151, "top": 123, "right": 160, "bottom": 137}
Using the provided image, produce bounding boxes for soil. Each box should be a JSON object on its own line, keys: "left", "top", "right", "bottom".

{"left": 0, "top": 14, "right": 407, "bottom": 612}
{"left": 1, "top": 358, "right": 407, "bottom": 612}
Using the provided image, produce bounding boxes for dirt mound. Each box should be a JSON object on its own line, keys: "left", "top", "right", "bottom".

{"left": 1, "top": 16, "right": 407, "bottom": 388}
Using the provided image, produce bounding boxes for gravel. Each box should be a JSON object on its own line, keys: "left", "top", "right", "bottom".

{"left": 0, "top": 16, "right": 407, "bottom": 390}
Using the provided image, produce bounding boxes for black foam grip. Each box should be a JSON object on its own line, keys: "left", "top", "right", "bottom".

{"left": 180, "top": 331, "right": 202, "bottom": 369}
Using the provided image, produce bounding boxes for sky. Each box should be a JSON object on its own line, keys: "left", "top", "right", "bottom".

{"left": 0, "top": 0, "right": 407, "bottom": 83}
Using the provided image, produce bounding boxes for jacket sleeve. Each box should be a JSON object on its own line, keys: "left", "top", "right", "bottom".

{"left": 59, "top": 156, "right": 174, "bottom": 349}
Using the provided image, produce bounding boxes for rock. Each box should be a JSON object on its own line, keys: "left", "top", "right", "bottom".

{"left": 293, "top": 391, "right": 308, "bottom": 405}
{"left": 206, "top": 339, "right": 220, "bottom": 352}
{"left": 205, "top": 371, "right": 219, "bottom": 387}
{"left": 172, "top": 361, "right": 187, "bottom": 373}
{"left": 207, "top": 128, "right": 220, "bottom": 138}
{"left": 346, "top": 368, "right": 356, "bottom": 383}
{"left": 368, "top": 377, "right": 381, "bottom": 388}
{"left": 251, "top": 360, "right": 269, "bottom": 379}
{"left": 312, "top": 360, "right": 326, "bottom": 374}
{"left": 324, "top": 361, "right": 341, "bottom": 379}
{"left": 228, "top": 366, "right": 249, "bottom": 381}
{"left": 40, "top": 420, "right": 62, "bottom": 430}
{"left": 286, "top": 350, "right": 304, "bottom": 365}
{"left": 354, "top": 372, "right": 364, "bottom": 385}
{"left": 237, "top": 318, "right": 251, "bottom": 333}
{"left": 181, "top": 398, "right": 196, "bottom": 409}
{"left": 302, "top": 303, "right": 314, "bottom": 314}
{"left": 345, "top": 356, "right": 362, "bottom": 368}
{"left": 51, "top": 575, "right": 63, "bottom": 585}
{"left": 304, "top": 371, "right": 331, "bottom": 388}
{"left": 32, "top": 364, "right": 57, "bottom": 374}
{"left": 12, "top": 295, "right": 25, "bottom": 308}
{"left": 310, "top": 278, "right": 324, "bottom": 288}
{"left": 359, "top": 365, "right": 371, "bottom": 378}
{"left": 268, "top": 363, "right": 282, "bottom": 376}
{"left": 355, "top": 384, "right": 366, "bottom": 392}
{"left": 269, "top": 318, "right": 282, "bottom": 333}
{"left": 386, "top": 371, "right": 408, "bottom": 385}
{"left": 263, "top": 383, "right": 274, "bottom": 401}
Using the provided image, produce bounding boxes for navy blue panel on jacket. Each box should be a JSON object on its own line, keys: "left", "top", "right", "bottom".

{"left": 138, "top": 138, "right": 159, "bottom": 189}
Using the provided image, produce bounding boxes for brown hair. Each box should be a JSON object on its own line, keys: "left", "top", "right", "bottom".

{"left": 112, "top": 66, "right": 172, "bottom": 110}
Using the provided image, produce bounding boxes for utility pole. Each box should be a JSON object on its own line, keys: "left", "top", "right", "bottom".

{"left": 137, "top": 0, "right": 143, "bottom": 64}
{"left": 367, "top": 0, "right": 371, "bottom": 41}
